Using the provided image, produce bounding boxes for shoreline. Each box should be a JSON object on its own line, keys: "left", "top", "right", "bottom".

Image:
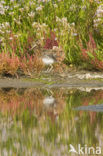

{"left": 0, "top": 69, "right": 103, "bottom": 90}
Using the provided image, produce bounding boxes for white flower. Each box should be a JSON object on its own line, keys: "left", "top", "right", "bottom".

{"left": 29, "top": 1, "right": 35, "bottom": 6}
{"left": 25, "top": 6, "right": 29, "bottom": 11}
{"left": 36, "top": 5, "right": 43, "bottom": 11}
{"left": 0, "top": 10, "right": 5, "bottom": 15}
{"left": 10, "top": 0, "right": 15, "bottom": 2}
{"left": 5, "top": 22, "right": 10, "bottom": 27}
{"left": 14, "top": 19, "right": 21, "bottom": 25}
{"left": 72, "top": 33, "right": 78, "bottom": 36}
{"left": 14, "top": 4, "right": 20, "bottom": 8}
{"left": 0, "top": 38, "right": 4, "bottom": 42}
{"left": 0, "top": 30, "right": 4, "bottom": 34}
{"left": 94, "top": 18, "right": 101, "bottom": 23}
{"left": 94, "top": 0, "right": 101, "bottom": 4}
{"left": 96, "top": 13, "right": 102, "bottom": 18}
{"left": 81, "top": 5, "right": 86, "bottom": 10}
{"left": 9, "top": 37, "right": 13, "bottom": 40}
{"left": 54, "top": 28, "right": 57, "bottom": 32}
{"left": 17, "top": 4, "right": 20, "bottom": 7}
{"left": 71, "top": 22, "right": 75, "bottom": 26}
{"left": 94, "top": 23, "right": 98, "bottom": 27}
{"left": 32, "top": 22, "right": 37, "bottom": 27}
{"left": 14, "top": 34, "right": 19, "bottom": 38}
{"left": 28, "top": 12, "right": 35, "bottom": 18}
{"left": 19, "top": 8, "right": 24, "bottom": 12}
{"left": 56, "top": 16, "right": 61, "bottom": 22}
{"left": 62, "top": 17, "right": 67, "bottom": 23}
{"left": 0, "top": 4, "right": 3, "bottom": 8}
{"left": 96, "top": 9, "right": 103, "bottom": 14}
{"left": 4, "top": 6, "right": 9, "bottom": 10}
{"left": 1, "top": 1, "right": 5, "bottom": 4}
{"left": 98, "top": 4, "right": 103, "bottom": 9}
{"left": 9, "top": 12, "right": 14, "bottom": 15}
{"left": 1, "top": 24, "right": 5, "bottom": 28}
{"left": 38, "top": 0, "right": 46, "bottom": 2}
{"left": 42, "top": 23, "right": 47, "bottom": 27}
{"left": 6, "top": 30, "right": 11, "bottom": 34}
{"left": 53, "top": 4, "right": 58, "bottom": 8}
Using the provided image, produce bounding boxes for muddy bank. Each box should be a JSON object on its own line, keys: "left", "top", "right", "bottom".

{"left": 0, "top": 70, "right": 103, "bottom": 91}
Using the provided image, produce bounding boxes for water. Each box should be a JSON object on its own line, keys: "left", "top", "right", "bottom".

{"left": 0, "top": 87, "right": 103, "bottom": 156}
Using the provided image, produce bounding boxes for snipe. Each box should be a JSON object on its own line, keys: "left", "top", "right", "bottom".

{"left": 42, "top": 54, "right": 57, "bottom": 72}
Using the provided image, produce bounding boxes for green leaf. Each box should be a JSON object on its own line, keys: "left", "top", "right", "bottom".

{"left": 87, "top": 51, "right": 95, "bottom": 59}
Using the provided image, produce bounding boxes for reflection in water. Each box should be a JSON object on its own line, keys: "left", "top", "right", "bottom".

{"left": 43, "top": 96, "right": 55, "bottom": 107}
{"left": 75, "top": 104, "right": 103, "bottom": 112}
{"left": 0, "top": 88, "right": 103, "bottom": 155}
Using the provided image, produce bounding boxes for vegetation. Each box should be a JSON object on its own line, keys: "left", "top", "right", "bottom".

{"left": 0, "top": 0, "right": 103, "bottom": 76}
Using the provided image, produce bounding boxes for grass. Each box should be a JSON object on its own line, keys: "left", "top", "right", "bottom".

{"left": 0, "top": 0, "right": 103, "bottom": 76}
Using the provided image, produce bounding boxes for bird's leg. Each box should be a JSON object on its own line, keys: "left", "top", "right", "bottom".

{"left": 47, "top": 65, "right": 53, "bottom": 72}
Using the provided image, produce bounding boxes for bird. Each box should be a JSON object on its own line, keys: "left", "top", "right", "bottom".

{"left": 42, "top": 54, "right": 57, "bottom": 72}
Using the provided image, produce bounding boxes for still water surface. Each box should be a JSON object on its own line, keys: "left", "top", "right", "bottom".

{"left": 0, "top": 88, "right": 103, "bottom": 156}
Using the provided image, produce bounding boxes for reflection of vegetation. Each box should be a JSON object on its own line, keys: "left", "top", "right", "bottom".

{"left": 0, "top": 88, "right": 103, "bottom": 155}
{"left": 19, "top": 109, "right": 38, "bottom": 129}
{"left": 45, "top": 119, "right": 58, "bottom": 142}
{"left": 65, "top": 90, "right": 103, "bottom": 148}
